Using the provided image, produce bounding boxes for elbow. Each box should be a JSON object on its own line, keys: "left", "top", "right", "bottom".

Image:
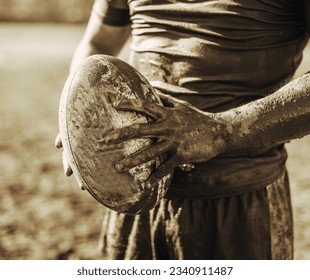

{"left": 90, "top": 40, "right": 119, "bottom": 56}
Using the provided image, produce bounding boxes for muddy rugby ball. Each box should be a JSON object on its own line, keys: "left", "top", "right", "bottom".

{"left": 58, "top": 55, "right": 172, "bottom": 215}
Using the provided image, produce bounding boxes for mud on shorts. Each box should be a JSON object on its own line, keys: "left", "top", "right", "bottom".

{"left": 98, "top": 170, "right": 293, "bottom": 260}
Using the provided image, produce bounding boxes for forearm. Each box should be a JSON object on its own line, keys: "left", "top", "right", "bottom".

{"left": 218, "top": 73, "right": 310, "bottom": 153}
{"left": 70, "top": 29, "right": 129, "bottom": 72}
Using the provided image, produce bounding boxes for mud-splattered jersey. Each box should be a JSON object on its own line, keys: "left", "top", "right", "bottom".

{"left": 94, "top": 0, "right": 309, "bottom": 196}
{"left": 95, "top": 0, "right": 308, "bottom": 110}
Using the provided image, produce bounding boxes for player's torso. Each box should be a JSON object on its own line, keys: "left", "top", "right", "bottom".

{"left": 127, "top": 0, "right": 308, "bottom": 111}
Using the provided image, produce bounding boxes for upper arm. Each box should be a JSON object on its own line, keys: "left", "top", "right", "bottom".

{"left": 81, "top": 0, "right": 131, "bottom": 56}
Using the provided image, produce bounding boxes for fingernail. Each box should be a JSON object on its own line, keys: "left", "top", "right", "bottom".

{"left": 55, "top": 140, "right": 62, "bottom": 149}
{"left": 55, "top": 143, "right": 62, "bottom": 149}
{"left": 98, "top": 136, "right": 110, "bottom": 143}
{"left": 79, "top": 182, "right": 85, "bottom": 191}
{"left": 115, "top": 162, "right": 124, "bottom": 171}
{"left": 112, "top": 100, "right": 120, "bottom": 108}
{"left": 65, "top": 167, "right": 73, "bottom": 176}
{"left": 102, "top": 135, "right": 111, "bottom": 143}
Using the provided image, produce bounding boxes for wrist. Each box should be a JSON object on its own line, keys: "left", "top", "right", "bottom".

{"left": 213, "top": 110, "right": 239, "bottom": 154}
{"left": 214, "top": 106, "right": 264, "bottom": 154}
{"left": 202, "top": 112, "right": 230, "bottom": 157}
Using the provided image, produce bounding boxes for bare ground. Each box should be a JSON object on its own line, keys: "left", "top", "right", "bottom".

{"left": 0, "top": 23, "right": 309, "bottom": 260}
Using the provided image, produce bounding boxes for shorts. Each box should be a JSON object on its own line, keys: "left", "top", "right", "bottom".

{"left": 98, "top": 171, "right": 293, "bottom": 260}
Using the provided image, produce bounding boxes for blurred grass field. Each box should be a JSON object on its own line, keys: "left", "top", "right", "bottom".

{"left": 0, "top": 23, "right": 309, "bottom": 260}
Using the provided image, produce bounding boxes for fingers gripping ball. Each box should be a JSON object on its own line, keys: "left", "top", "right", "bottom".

{"left": 59, "top": 55, "right": 172, "bottom": 215}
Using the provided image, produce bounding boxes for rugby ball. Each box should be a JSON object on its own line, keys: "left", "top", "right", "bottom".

{"left": 59, "top": 55, "right": 172, "bottom": 215}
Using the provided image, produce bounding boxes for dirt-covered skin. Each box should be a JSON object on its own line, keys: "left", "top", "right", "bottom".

{"left": 103, "top": 95, "right": 226, "bottom": 187}
{"left": 105, "top": 73, "right": 310, "bottom": 187}
{"left": 219, "top": 73, "right": 310, "bottom": 152}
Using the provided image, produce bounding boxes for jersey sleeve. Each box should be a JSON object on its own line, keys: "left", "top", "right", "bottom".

{"left": 303, "top": 0, "right": 310, "bottom": 33}
{"left": 92, "top": 0, "right": 130, "bottom": 26}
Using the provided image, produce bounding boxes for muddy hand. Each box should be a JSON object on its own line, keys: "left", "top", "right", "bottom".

{"left": 103, "top": 96, "right": 227, "bottom": 188}
{"left": 55, "top": 133, "right": 73, "bottom": 176}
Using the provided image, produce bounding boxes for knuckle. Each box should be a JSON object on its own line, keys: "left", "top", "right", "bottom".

{"left": 173, "top": 154, "right": 183, "bottom": 165}
{"left": 127, "top": 155, "right": 143, "bottom": 168}
{"left": 131, "top": 123, "right": 141, "bottom": 131}
{"left": 159, "top": 166, "right": 169, "bottom": 175}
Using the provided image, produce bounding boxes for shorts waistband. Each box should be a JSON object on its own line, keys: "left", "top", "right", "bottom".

{"left": 165, "top": 146, "right": 287, "bottom": 199}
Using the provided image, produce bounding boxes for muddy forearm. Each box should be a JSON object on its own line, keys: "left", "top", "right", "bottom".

{"left": 217, "top": 73, "right": 310, "bottom": 153}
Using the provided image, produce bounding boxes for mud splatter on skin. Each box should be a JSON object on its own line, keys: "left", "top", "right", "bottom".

{"left": 216, "top": 73, "right": 310, "bottom": 153}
